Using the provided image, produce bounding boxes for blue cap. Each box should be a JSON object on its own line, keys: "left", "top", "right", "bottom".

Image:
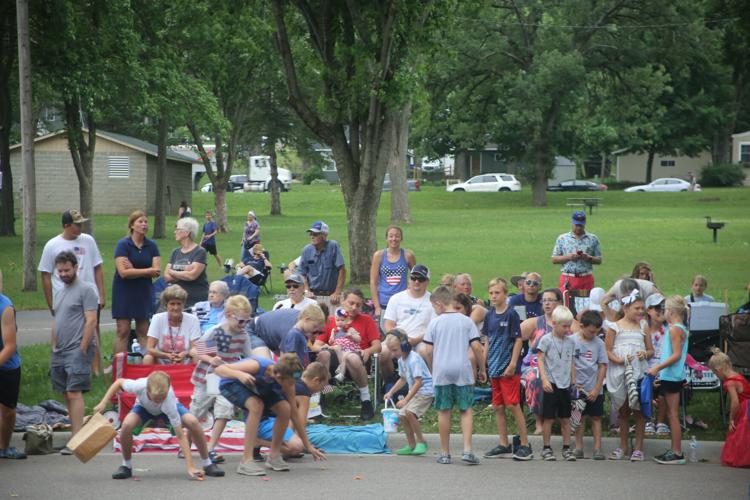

{"left": 571, "top": 211, "right": 586, "bottom": 225}
{"left": 410, "top": 264, "right": 430, "bottom": 280}
{"left": 307, "top": 220, "right": 330, "bottom": 234}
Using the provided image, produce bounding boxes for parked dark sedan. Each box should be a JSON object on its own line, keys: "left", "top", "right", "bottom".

{"left": 547, "top": 179, "right": 607, "bottom": 192}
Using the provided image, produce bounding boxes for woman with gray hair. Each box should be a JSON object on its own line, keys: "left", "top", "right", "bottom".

{"left": 143, "top": 285, "right": 201, "bottom": 365}
{"left": 165, "top": 217, "right": 208, "bottom": 307}
{"left": 193, "top": 280, "right": 230, "bottom": 332}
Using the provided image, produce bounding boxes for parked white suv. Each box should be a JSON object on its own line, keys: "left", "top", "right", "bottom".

{"left": 447, "top": 173, "right": 521, "bottom": 192}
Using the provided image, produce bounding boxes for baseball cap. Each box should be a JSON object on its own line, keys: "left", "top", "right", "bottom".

{"left": 587, "top": 287, "right": 605, "bottom": 312}
{"left": 307, "top": 220, "right": 330, "bottom": 234}
{"left": 645, "top": 293, "right": 666, "bottom": 309}
{"left": 410, "top": 264, "right": 430, "bottom": 280}
{"left": 61, "top": 209, "right": 88, "bottom": 226}
{"left": 571, "top": 211, "right": 586, "bottom": 225}
{"left": 285, "top": 273, "right": 304, "bottom": 285}
{"left": 510, "top": 272, "right": 528, "bottom": 288}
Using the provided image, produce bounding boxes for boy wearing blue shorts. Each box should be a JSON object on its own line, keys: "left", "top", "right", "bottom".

{"left": 424, "top": 287, "right": 486, "bottom": 465}
{"left": 94, "top": 371, "right": 225, "bottom": 480}
{"left": 255, "top": 362, "right": 329, "bottom": 460}
{"left": 216, "top": 353, "right": 325, "bottom": 476}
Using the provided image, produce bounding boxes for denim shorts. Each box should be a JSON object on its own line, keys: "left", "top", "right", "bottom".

{"left": 131, "top": 402, "right": 189, "bottom": 426}
{"left": 220, "top": 379, "right": 286, "bottom": 412}
{"left": 433, "top": 384, "right": 475, "bottom": 411}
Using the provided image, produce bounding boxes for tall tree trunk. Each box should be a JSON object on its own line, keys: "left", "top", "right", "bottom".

{"left": 528, "top": 101, "right": 561, "bottom": 207}
{"left": 599, "top": 152, "right": 608, "bottom": 179}
{"left": 645, "top": 144, "right": 656, "bottom": 183}
{"left": 712, "top": 129, "right": 731, "bottom": 165}
{"left": 188, "top": 124, "right": 229, "bottom": 232}
{"left": 268, "top": 136, "right": 281, "bottom": 216}
{"left": 387, "top": 104, "right": 411, "bottom": 224}
{"left": 0, "top": 1, "right": 16, "bottom": 236}
{"left": 17, "top": 0, "right": 35, "bottom": 290}
{"left": 153, "top": 112, "right": 167, "bottom": 238}
{"left": 64, "top": 99, "right": 95, "bottom": 235}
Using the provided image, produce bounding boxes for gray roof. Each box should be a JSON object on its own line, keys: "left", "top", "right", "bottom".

{"left": 97, "top": 130, "right": 199, "bottom": 164}
{"left": 10, "top": 129, "right": 200, "bottom": 165}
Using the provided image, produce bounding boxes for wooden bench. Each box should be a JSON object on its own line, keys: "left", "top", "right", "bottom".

{"left": 566, "top": 197, "right": 602, "bottom": 215}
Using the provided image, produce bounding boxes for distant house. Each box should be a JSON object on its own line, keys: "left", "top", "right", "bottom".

{"left": 614, "top": 130, "right": 750, "bottom": 185}
{"left": 453, "top": 145, "right": 576, "bottom": 185}
{"left": 613, "top": 148, "right": 712, "bottom": 183}
{"left": 9, "top": 129, "right": 199, "bottom": 215}
{"left": 732, "top": 130, "right": 750, "bottom": 165}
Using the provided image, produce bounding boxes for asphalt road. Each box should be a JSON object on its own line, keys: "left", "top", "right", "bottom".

{"left": 1, "top": 433, "right": 747, "bottom": 500}
{"left": 15, "top": 309, "right": 115, "bottom": 347}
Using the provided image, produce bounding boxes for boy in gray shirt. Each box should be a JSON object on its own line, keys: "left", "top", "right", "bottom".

{"left": 424, "top": 286, "right": 486, "bottom": 466}
{"left": 537, "top": 305, "right": 577, "bottom": 462}
{"left": 49, "top": 251, "right": 99, "bottom": 453}
{"left": 572, "top": 311, "right": 608, "bottom": 459}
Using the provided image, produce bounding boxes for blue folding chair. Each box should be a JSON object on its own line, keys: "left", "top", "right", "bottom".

{"left": 221, "top": 274, "right": 262, "bottom": 315}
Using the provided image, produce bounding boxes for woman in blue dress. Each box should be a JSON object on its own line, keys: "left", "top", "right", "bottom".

{"left": 111, "top": 210, "right": 161, "bottom": 354}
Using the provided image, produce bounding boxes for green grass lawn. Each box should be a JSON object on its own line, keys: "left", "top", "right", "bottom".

{"left": 2, "top": 185, "right": 750, "bottom": 310}
{"left": 8, "top": 184, "right": 749, "bottom": 439}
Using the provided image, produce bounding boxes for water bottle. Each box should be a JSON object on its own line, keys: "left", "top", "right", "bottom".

{"left": 687, "top": 435, "right": 699, "bottom": 463}
{"left": 128, "top": 339, "right": 142, "bottom": 364}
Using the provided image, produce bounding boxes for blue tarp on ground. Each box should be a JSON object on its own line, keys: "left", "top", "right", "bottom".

{"left": 307, "top": 423, "right": 390, "bottom": 454}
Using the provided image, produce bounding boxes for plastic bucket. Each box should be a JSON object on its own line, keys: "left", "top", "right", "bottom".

{"left": 381, "top": 399, "right": 400, "bottom": 433}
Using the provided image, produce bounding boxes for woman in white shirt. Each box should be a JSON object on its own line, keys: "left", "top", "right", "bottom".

{"left": 143, "top": 285, "right": 201, "bottom": 365}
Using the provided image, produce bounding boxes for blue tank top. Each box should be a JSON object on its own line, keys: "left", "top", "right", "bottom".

{"left": 377, "top": 249, "right": 409, "bottom": 308}
{"left": 659, "top": 323, "right": 689, "bottom": 382}
{"left": 0, "top": 295, "right": 21, "bottom": 371}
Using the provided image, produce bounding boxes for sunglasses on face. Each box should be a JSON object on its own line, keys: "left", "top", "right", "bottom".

{"left": 234, "top": 317, "right": 250, "bottom": 326}
{"left": 525, "top": 280, "right": 540, "bottom": 287}
{"left": 310, "top": 232, "right": 322, "bottom": 237}
{"left": 410, "top": 276, "right": 427, "bottom": 282}
{"left": 285, "top": 283, "right": 301, "bottom": 289}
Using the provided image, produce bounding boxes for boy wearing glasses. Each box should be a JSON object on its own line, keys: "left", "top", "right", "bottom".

{"left": 272, "top": 273, "right": 317, "bottom": 310}
{"left": 508, "top": 272, "right": 543, "bottom": 320}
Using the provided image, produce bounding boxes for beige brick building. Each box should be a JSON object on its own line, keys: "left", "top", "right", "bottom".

{"left": 9, "top": 130, "right": 197, "bottom": 215}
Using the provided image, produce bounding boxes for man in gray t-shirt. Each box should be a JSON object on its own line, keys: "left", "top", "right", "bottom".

{"left": 49, "top": 251, "right": 99, "bottom": 448}
{"left": 249, "top": 308, "right": 300, "bottom": 353}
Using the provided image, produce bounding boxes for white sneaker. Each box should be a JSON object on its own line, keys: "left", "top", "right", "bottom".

{"left": 237, "top": 459, "right": 266, "bottom": 476}
{"left": 656, "top": 423, "right": 670, "bottom": 436}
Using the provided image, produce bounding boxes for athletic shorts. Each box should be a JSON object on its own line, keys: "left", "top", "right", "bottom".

{"left": 581, "top": 393, "right": 605, "bottom": 417}
{"left": 257, "top": 417, "right": 295, "bottom": 443}
{"left": 400, "top": 394, "right": 434, "bottom": 418}
{"left": 201, "top": 242, "right": 218, "bottom": 256}
{"left": 491, "top": 375, "right": 521, "bottom": 406}
{"left": 542, "top": 384, "right": 572, "bottom": 420}
{"left": 0, "top": 368, "right": 21, "bottom": 408}
{"left": 659, "top": 379, "right": 685, "bottom": 395}
{"left": 433, "top": 384, "right": 474, "bottom": 411}
{"left": 220, "top": 379, "right": 286, "bottom": 411}
{"left": 131, "top": 402, "right": 188, "bottom": 426}
{"left": 50, "top": 346, "right": 95, "bottom": 393}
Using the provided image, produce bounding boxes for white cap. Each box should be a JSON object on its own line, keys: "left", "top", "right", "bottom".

{"left": 587, "top": 287, "right": 605, "bottom": 312}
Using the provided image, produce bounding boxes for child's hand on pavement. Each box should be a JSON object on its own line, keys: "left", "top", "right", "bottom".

{"left": 187, "top": 466, "right": 205, "bottom": 480}
{"left": 310, "top": 447, "right": 326, "bottom": 461}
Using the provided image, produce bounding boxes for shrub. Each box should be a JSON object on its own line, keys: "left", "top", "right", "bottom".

{"left": 302, "top": 164, "right": 326, "bottom": 184}
{"left": 699, "top": 163, "right": 746, "bottom": 187}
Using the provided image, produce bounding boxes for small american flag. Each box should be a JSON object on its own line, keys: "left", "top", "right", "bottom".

{"left": 195, "top": 338, "right": 217, "bottom": 356}
{"left": 382, "top": 265, "right": 407, "bottom": 286}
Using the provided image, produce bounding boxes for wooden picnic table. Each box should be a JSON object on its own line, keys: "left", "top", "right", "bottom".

{"left": 566, "top": 197, "right": 602, "bottom": 215}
